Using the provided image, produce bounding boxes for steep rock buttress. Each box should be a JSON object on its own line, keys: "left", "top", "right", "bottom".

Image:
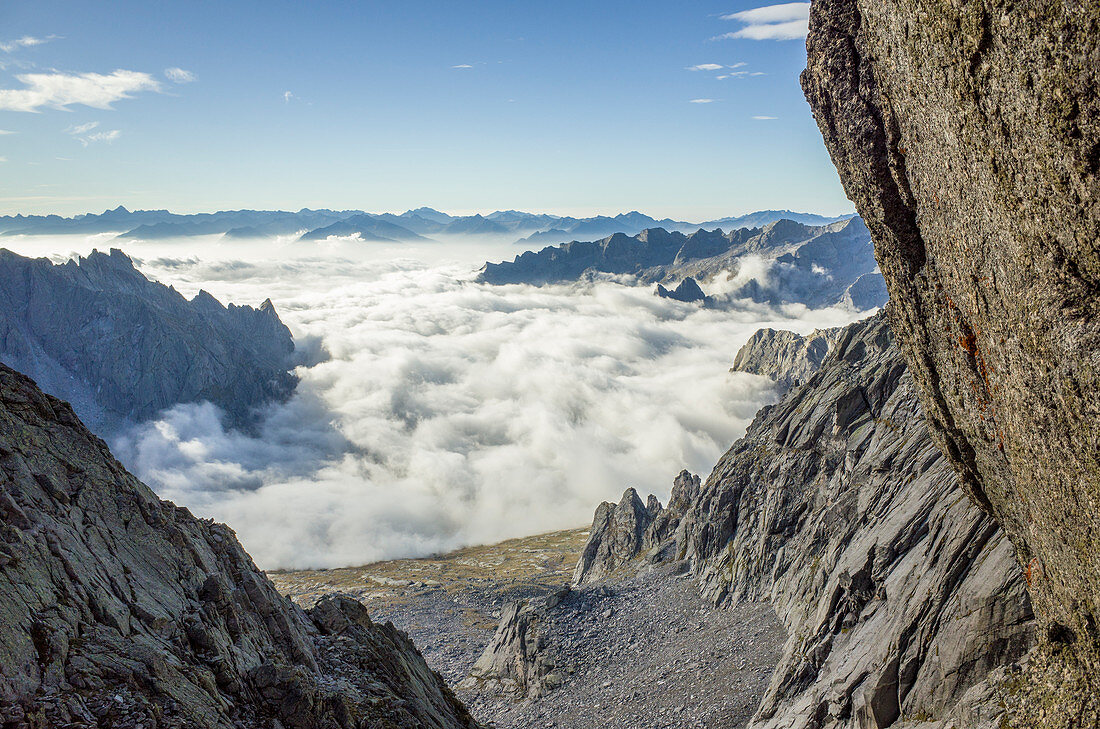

{"left": 802, "top": 1, "right": 1099, "bottom": 723}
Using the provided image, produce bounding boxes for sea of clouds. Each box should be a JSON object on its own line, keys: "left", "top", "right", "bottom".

{"left": 9, "top": 234, "right": 869, "bottom": 570}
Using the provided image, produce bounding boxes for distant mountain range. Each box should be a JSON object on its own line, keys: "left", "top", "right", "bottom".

{"left": 0, "top": 206, "right": 855, "bottom": 246}
{"left": 478, "top": 217, "right": 887, "bottom": 311}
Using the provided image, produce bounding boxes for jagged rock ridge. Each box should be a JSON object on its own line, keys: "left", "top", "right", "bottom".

{"left": 0, "top": 248, "right": 296, "bottom": 427}
{"left": 571, "top": 313, "right": 1035, "bottom": 727}
{"left": 802, "top": 0, "right": 1100, "bottom": 722}
{"left": 479, "top": 217, "right": 887, "bottom": 310}
{"left": 730, "top": 326, "right": 843, "bottom": 394}
{"left": 0, "top": 362, "right": 477, "bottom": 729}
{"left": 572, "top": 471, "right": 700, "bottom": 586}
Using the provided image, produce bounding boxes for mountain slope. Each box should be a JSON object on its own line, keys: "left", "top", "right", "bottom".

{"left": 564, "top": 312, "right": 1034, "bottom": 727}
{"left": 700, "top": 210, "right": 853, "bottom": 230}
{"left": 298, "top": 214, "right": 428, "bottom": 242}
{"left": 0, "top": 362, "right": 478, "bottom": 729}
{"left": 0, "top": 248, "right": 296, "bottom": 427}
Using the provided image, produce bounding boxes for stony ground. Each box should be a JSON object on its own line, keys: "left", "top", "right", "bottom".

{"left": 271, "top": 530, "right": 785, "bottom": 729}
{"left": 463, "top": 562, "right": 783, "bottom": 729}
{"left": 270, "top": 528, "right": 590, "bottom": 684}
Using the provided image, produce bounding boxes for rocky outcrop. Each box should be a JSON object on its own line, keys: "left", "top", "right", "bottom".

{"left": 0, "top": 362, "right": 477, "bottom": 729}
{"left": 479, "top": 218, "right": 886, "bottom": 310}
{"left": 802, "top": 1, "right": 1100, "bottom": 722}
{"left": 655, "top": 276, "right": 706, "bottom": 303}
{"left": 572, "top": 471, "right": 700, "bottom": 586}
{"left": 730, "top": 326, "right": 842, "bottom": 393}
{"left": 459, "top": 588, "right": 570, "bottom": 699}
{"left": 0, "top": 249, "right": 296, "bottom": 427}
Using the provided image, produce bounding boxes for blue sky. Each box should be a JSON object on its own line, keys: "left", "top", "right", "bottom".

{"left": 0, "top": 1, "right": 853, "bottom": 220}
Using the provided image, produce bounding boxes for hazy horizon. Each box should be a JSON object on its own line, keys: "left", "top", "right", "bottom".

{"left": 0, "top": 202, "right": 855, "bottom": 222}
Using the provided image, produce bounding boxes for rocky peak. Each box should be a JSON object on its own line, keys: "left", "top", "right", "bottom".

{"left": 730, "top": 326, "right": 842, "bottom": 393}
{"left": 759, "top": 218, "right": 811, "bottom": 244}
{"left": 572, "top": 472, "right": 701, "bottom": 587}
{"left": 0, "top": 249, "right": 297, "bottom": 427}
{"left": 655, "top": 276, "right": 707, "bottom": 303}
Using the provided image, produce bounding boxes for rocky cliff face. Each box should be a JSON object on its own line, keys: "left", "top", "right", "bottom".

{"left": 0, "top": 362, "right": 477, "bottom": 729}
{"left": 0, "top": 249, "right": 296, "bottom": 427}
{"left": 802, "top": 1, "right": 1100, "bottom": 722}
{"left": 730, "top": 326, "right": 842, "bottom": 394}
{"left": 571, "top": 313, "right": 1034, "bottom": 727}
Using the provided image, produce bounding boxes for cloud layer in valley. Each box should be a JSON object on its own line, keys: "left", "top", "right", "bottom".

{"left": 10, "top": 236, "right": 866, "bottom": 570}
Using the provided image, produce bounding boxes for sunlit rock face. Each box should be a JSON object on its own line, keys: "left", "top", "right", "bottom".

{"left": 678, "top": 313, "right": 1034, "bottom": 727}
{"left": 729, "top": 326, "right": 842, "bottom": 394}
{"left": 0, "top": 362, "right": 478, "bottom": 729}
{"left": 0, "top": 248, "right": 296, "bottom": 428}
{"left": 802, "top": 0, "right": 1100, "bottom": 723}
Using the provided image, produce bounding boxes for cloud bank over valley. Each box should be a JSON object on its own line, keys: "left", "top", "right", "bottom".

{"left": 3, "top": 235, "right": 868, "bottom": 569}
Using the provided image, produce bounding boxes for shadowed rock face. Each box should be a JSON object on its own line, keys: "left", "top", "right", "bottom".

{"left": 802, "top": 0, "right": 1100, "bottom": 721}
{"left": 0, "top": 363, "right": 478, "bottom": 729}
{"left": 0, "top": 248, "right": 297, "bottom": 428}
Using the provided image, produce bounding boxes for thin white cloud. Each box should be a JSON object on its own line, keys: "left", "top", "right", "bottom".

{"left": 283, "top": 91, "right": 294, "bottom": 103}
{"left": 0, "top": 157, "right": 6, "bottom": 163}
{"left": 0, "top": 36, "right": 49, "bottom": 54}
{"left": 164, "top": 67, "right": 196, "bottom": 84}
{"left": 690, "top": 98, "right": 715, "bottom": 104}
{"left": 687, "top": 63, "right": 724, "bottom": 72}
{"left": 0, "top": 129, "right": 14, "bottom": 135}
{"left": 82, "top": 129, "right": 121, "bottom": 144}
{"left": 64, "top": 120, "right": 120, "bottom": 145}
{"left": 721, "top": 2, "right": 809, "bottom": 23}
{"left": 0, "top": 70, "right": 161, "bottom": 112}
{"left": 717, "top": 3, "right": 810, "bottom": 40}
{"left": 452, "top": 64, "right": 474, "bottom": 69}
{"left": 66, "top": 121, "right": 99, "bottom": 135}
{"left": 730, "top": 62, "right": 748, "bottom": 69}
{"left": 752, "top": 115, "right": 778, "bottom": 120}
